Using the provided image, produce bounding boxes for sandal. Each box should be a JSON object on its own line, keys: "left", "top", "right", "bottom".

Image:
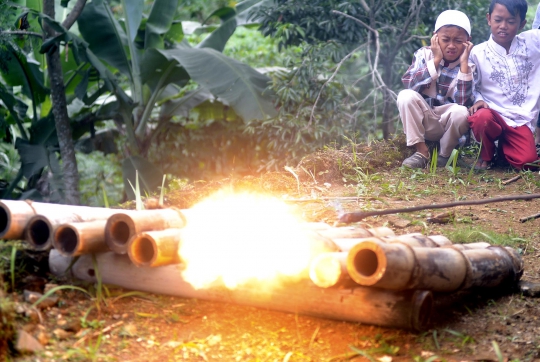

{"left": 402, "top": 152, "right": 430, "bottom": 169}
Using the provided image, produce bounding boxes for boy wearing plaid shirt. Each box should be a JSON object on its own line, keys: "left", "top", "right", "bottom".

{"left": 398, "top": 10, "right": 475, "bottom": 169}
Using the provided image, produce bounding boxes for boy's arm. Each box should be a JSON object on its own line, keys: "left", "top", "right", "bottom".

{"left": 533, "top": 3, "right": 540, "bottom": 29}
{"left": 401, "top": 48, "right": 437, "bottom": 92}
{"left": 454, "top": 41, "right": 474, "bottom": 106}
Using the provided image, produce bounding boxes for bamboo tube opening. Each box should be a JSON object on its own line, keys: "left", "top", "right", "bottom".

{"left": 0, "top": 206, "right": 8, "bottom": 237}
{"left": 352, "top": 249, "right": 379, "bottom": 277}
{"left": 412, "top": 290, "right": 433, "bottom": 331}
{"left": 26, "top": 218, "right": 51, "bottom": 249}
{"left": 309, "top": 254, "right": 342, "bottom": 288}
{"left": 131, "top": 236, "right": 155, "bottom": 265}
{"left": 110, "top": 221, "right": 131, "bottom": 245}
{"left": 55, "top": 227, "right": 78, "bottom": 254}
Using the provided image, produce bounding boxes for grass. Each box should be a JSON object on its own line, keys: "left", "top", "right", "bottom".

{"left": 445, "top": 226, "right": 528, "bottom": 247}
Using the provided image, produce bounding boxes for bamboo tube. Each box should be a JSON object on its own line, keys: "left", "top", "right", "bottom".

{"left": 53, "top": 220, "right": 109, "bottom": 257}
{"left": 347, "top": 240, "right": 523, "bottom": 292}
{"left": 0, "top": 200, "right": 124, "bottom": 240}
{"left": 460, "top": 246, "right": 523, "bottom": 290}
{"left": 309, "top": 252, "right": 355, "bottom": 288}
{"left": 316, "top": 226, "right": 394, "bottom": 240}
{"left": 128, "top": 229, "right": 182, "bottom": 267}
{"left": 49, "top": 250, "right": 434, "bottom": 331}
{"left": 332, "top": 233, "right": 451, "bottom": 252}
{"left": 25, "top": 208, "right": 131, "bottom": 250}
{"left": 443, "top": 242, "right": 491, "bottom": 250}
{"left": 105, "top": 209, "right": 187, "bottom": 254}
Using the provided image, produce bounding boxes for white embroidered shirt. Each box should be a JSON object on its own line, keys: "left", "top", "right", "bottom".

{"left": 470, "top": 30, "right": 540, "bottom": 131}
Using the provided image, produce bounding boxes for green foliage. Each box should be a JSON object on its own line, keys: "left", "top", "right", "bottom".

{"left": 77, "top": 151, "right": 124, "bottom": 207}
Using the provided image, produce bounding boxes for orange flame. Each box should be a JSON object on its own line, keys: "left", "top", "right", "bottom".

{"left": 178, "top": 191, "right": 323, "bottom": 290}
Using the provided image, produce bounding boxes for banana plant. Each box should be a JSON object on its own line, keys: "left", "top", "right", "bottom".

{"left": 74, "top": 0, "right": 277, "bottom": 197}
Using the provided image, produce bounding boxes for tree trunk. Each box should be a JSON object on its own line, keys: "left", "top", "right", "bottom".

{"left": 381, "top": 59, "right": 395, "bottom": 140}
{"left": 43, "top": 0, "right": 80, "bottom": 205}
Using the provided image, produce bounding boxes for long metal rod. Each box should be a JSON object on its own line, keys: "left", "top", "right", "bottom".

{"left": 339, "top": 193, "right": 540, "bottom": 223}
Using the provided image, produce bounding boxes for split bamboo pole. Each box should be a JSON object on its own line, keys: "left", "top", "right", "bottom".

{"left": 346, "top": 240, "right": 523, "bottom": 292}
{"left": 105, "top": 209, "right": 188, "bottom": 254}
{"left": 53, "top": 220, "right": 109, "bottom": 256}
{"left": 127, "top": 229, "right": 182, "bottom": 267}
{"left": 0, "top": 200, "right": 127, "bottom": 240}
{"left": 48, "top": 250, "right": 434, "bottom": 331}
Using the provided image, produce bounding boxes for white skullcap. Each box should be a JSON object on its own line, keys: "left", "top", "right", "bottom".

{"left": 434, "top": 10, "right": 471, "bottom": 37}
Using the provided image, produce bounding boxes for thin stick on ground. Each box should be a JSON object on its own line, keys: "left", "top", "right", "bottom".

{"left": 73, "top": 320, "right": 124, "bottom": 347}
{"left": 339, "top": 193, "right": 540, "bottom": 223}
{"left": 502, "top": 174, "right": 522, "bottom": 185}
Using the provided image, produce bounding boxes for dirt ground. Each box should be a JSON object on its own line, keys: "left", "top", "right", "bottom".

{"left": 4, "top": 145, "right": 540, "bottom": 362}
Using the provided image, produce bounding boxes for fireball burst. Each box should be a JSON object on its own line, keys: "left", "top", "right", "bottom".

{"left": 178, "top": 191, "right": 323, "bottom": 290}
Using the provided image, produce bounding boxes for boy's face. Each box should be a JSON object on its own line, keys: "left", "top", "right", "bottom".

{"left": 436, "top": 26, "right": 470, "bottom": 63}
{"left": 487, "top": 3, "right": 526, "bottom": 50}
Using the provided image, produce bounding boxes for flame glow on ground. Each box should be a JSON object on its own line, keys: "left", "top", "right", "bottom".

{"left": 178, "top": 191, "right": 326, "bottom": 290}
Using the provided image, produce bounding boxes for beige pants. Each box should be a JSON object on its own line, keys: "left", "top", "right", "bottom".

{"left": 397, "top": 89, "right": 470, "bottom": 157}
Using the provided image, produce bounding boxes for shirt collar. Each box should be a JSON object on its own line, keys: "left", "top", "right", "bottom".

{"left": 440, "top": 58, "right": 460, "bottom": 68}
{"left": 488, "top": 34, "right": 518, "bottom": 55}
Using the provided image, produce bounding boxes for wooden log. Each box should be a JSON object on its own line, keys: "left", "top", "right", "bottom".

{"left": 53, "top": 220, "right": 110, "bottom": 257}
{"left": 0, "top": 200, "right": 125, "bottom": 240}
{"left": 105, "top": 209, "right": 188, "bottom": 254}
{"left": 49, "top": 250, "right": 434, "bottom": 331}
{"left": 128, "top": 229, "right": 182, "bottom": 267}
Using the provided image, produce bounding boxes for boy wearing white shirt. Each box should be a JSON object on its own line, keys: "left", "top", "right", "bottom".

{"left": 468, "top": 0, "right": 539, "bottom": 170}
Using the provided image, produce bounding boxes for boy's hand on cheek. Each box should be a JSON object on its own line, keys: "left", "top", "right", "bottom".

{"left": 431, "top": 34, "right": 443, "bottom": 65}
{"left": 460, "top": 40, "right": 474, "bottom": 73}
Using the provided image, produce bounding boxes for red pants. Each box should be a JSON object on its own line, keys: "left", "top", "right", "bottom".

{"left": 468, "top": 108, "right": 537, "bottom": 170}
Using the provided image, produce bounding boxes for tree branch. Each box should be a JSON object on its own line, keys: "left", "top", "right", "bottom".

{"left": 61, "top": 0, "right": 88, "bottom": 30}
{"left": 1, "top": 31, "right": 43, "bottom": 38}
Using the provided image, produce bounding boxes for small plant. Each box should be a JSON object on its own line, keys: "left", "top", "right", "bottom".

{"left": 492, "top": 340, "right": 504, "bottom": 362}
{"left": 429, "top": 148, "right": 438, "bottom": 175}
{"left": 445, "top": 149, "right": 460, "bottom": 176}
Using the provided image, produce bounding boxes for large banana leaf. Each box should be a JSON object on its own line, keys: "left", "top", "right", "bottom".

{"left": 140, "top": 49, "right": 190, "bottom": 92}
{"left": 0, "top": 43, "right": 49, "bottom": 106}
{"left": 156, "top": 47, "right": 277, "bottom": 121}
{"left": 77, "top": 1, "right": 131, "bottom": 76}
{"left": 144, "top": 0, "right": 179, "bottom": 49}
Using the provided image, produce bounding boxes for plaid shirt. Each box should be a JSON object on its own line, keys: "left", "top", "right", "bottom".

{"left": 402, "top": 46, "right": 474, "bottom": 107}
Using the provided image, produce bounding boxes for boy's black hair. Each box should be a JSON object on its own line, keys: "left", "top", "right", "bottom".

{"left": 489, "top": 0, "right": 527, "bottom": 22}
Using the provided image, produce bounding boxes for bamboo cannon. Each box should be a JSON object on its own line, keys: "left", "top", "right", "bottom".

{"left": 127, "top": 228, "right": 182, "bottom": 267}
{"left": 53, "top": 220, "right": 110, "bottom": 257}
{"left": 48, "top": 250, "right": 434, "bottom": 331}
{"left": 346, "top": 240, "right": 523, "bottom": 292}
{"left": 104, "top": 209, "right": 188, "bottom": 254}
{"left": 0, "top": 200, "right": 129, "bottom": 241}
{"left": 309, "top": 234, "right": 452, "bottom": 288}
{"left": 24, "top": 209, "right": 135, "bottom": 250}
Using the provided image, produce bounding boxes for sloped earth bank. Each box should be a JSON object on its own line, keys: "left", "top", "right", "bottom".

{"left": 5, "top": 143, "right": 540, "bottom": 362}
